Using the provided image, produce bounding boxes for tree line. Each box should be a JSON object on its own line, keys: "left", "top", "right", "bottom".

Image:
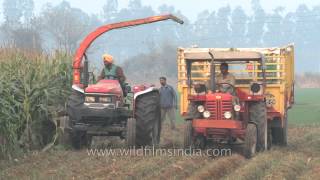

{"left": 1, "top": 0, "right": 320, "bottom": 73}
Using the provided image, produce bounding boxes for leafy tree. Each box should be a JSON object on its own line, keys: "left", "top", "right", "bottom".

{"left": 40, "top": 1, "right": 92, "bottom": 53}
{"left": 102, "top": 0, "right": 118, "bottom": 23}
{"left": 230, "top": 6, "right": 248, "bottom": 47}
{"left": 215, "top": 6, "right": 231, "bottom": 47}
{"left": 263, "top": 7, "right": 284, "bottom": 46}
{"left": 3, "top": 0, "right": 34, "bottom": 28}
{"left": 2, "top": 0, "right": 37, "bottom": 50}
{"left": 294, "top": 4, "right": 311, "bottom": 46}
{"left": 247, "top": 0, "right": 266, "bottom": 46}
{"left": 280, "top": 12, "right": 295, "bottom": 45}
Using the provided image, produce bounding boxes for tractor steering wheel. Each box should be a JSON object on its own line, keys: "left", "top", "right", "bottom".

{"left": 216, "top": 82, "right": 236, "bottom": 94}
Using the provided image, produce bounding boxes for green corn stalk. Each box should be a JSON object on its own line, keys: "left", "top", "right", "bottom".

{"left": 0, "top": 49, "right": 73, "bottom": 159}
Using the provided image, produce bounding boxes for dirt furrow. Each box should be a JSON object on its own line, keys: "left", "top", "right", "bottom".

{"left": 298, "top": 158, "right": 320, "bottom": 180}
{"left": 112, "top": 156, "right": 175, "bottom": 179}
{"left": 261, "top": 152, "right": 308, "bottom": 180}
{"left": 187, "top": 154, "right": 245, "bottom": 180}
{"left": 146, "top": 156, "right": 209, "bottom": 179}
{"left": 222, "top": 151, "right": 284, "bottom": 180}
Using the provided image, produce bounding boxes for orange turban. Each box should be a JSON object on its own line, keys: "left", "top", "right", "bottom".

{"left": 103, "top": 53, "right": 113, "bottom": 63}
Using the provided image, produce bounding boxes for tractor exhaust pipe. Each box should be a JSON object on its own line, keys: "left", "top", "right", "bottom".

{"left": 209, "top": 50, "right": 216, "bottom": 92}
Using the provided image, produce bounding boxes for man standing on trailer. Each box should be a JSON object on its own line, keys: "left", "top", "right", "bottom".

{"left": 159, "top": 77, "right": 177, "bottom": 130}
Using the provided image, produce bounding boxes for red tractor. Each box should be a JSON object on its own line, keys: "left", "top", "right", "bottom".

{"left": 66, "top": 14, "right": 183, "bottom": 149}
{"left": 183, "top": 50, "right": 269, "bottom": 158}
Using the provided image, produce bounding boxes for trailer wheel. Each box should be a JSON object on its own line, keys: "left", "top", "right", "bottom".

{"left": 126, "top": 118, "right": 136, "bottom": 148}
{"left": 250, "top": 102, "right": 268, "bottom": 151}
{"left": 243, "top": 123, "right": 257, "bottom": 158}
{"left": 135, "top": 91, "right": 161, "bottom": 147}
{"left": 183, "top": 120, "right": 193, "bottom": 149}
{"left": 272, "top": 113, "right": 288, "bottom": 146}
{"left": 267, "top": 123, "right": 272, "bottom": 150}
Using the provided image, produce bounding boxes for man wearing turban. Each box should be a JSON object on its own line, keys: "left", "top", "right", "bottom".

{"left": 98, "top": 53, "right": 126, "bottom": 89}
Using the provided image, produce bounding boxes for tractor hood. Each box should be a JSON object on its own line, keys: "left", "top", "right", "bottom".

{"left": 85, "top": 80, "right": 123, "bottom": 95}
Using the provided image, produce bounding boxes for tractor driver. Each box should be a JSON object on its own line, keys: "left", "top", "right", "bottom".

{"left": 216, "top": 62, "right": 236, "bottom": 94}
{"left": 98, "top": 53, "right": 126, "bottom": 90}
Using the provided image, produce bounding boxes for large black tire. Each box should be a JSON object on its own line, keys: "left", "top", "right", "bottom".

{"left": 186, "top": 103, "right": 201, "bottom": 120}
{"left": 67, "top": 90, "right": 84, "bottom": 123}
{"left": 67, "top": 90, "right": 89, "bottom": 149}
{"left": 249, "top": 101, "right": 268, "bottom": 152}
{"left": 152, "top": 116, "right": 161, "bottom": 147}
{"left": 135, "top": 91, "right": 161, "bottom": 147}
{"left": 272, "top": 113, "right": 288, "bottom": 146}
{"left": 183, "top": 121, "right": 193, "bottom": 149}
{"left": 70, "top": 131, "right": 91, "bottom": 149}
{"left": 126, "top": 118, "right": 136, "bottom": 148}
{"left": 243, "top": 123, "right": 257, "bottom": 158}
{"left": 267, "top": 123, "right": 272, "bottom": 150}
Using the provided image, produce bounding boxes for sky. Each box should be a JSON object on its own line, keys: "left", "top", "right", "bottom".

{"left": 1, "top": 0, "right": 320, "bottom": 22}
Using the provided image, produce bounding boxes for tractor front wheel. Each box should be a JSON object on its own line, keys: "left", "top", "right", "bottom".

{"left": 183, "top": 120, "right": 193, "bottom": 149}
{"left": 70, "top": 131, "right": 91, "bottom": 149}
{"left": 126, "top": 118, "right": 136, "bottom": 148}
{"left": 249, "top": 102, "right": 268, "bottom": 151}
{"left": 67, "top": 90, "right": 84, "bottom": 123}
{"left": 243, "top": 123, "right": 257, "bottom": 158}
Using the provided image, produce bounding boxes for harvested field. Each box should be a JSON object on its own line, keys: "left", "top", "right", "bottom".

{"left": 1, "top": 124, "right": 319, "bottom": 180}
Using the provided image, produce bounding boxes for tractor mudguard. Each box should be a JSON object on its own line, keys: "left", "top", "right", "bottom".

{"left": 133, "top": 87, "right": 159, "bottom": 100}
{"left": 72, "top": 84, "right": 85, "bottom": 94}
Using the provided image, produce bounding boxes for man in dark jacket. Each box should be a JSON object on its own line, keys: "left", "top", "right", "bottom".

{"left": 159, "top": 77, "right": 177, "bottom": 130}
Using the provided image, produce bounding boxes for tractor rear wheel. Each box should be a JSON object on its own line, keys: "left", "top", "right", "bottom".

{"left": 183, "top": 120, "right": 193, "bottom": 149}
{"left": 249, "top": 101, "right": 268, "bottom": 152}
{"left": 135, "top": 91, "right": 161, "bottom": 147}
{"left": 243, "top": 123, "right": 257, "bottom": 158}
{"left": 126, "top": 118, "right": 136, "bottom": 148}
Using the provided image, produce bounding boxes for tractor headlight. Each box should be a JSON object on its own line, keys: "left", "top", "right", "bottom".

{"left": 85, "top": 96, "right": 95, "bottom": 103}
{"left": 197, "top": 105, "right": 205, "bottom": 113}
{"left": 203, "top": 111, "right": 211, "bottom": 118}
{"left": 224, "top": 111, "right": 232, "bottom": 119}
{"left": 251, "top": 83, "right": 261, "bottom": 93}
{"left": 99, "top": 96, "right": 112, "bottom": 103}
{"left": 234, "top": 105, "right": 241, "bottom": 112}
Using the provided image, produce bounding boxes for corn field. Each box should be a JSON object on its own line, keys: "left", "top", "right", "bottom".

{"left": 0, "top": 48, "right": 72, "bottom": 159}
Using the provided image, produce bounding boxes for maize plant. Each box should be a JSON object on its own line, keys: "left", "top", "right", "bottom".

{"left": 0, "top": 49, "right": 72, "bottom": 159}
